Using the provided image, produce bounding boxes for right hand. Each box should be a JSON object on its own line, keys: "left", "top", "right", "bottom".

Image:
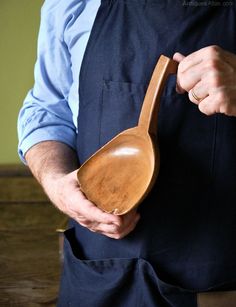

{"left": 48, "top": 170, "right": 140, "bottom": 239}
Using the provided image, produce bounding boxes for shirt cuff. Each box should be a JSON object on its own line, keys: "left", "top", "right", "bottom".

{"left": 18, "top": 125, "right": 77, "bottom": 164}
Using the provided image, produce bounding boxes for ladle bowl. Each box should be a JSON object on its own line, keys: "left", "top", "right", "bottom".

{"left": 77, "top": 127, "right": 158, "bottom": 214}
{"left": 77, "top": 56, "right": 178, "bottom": 215}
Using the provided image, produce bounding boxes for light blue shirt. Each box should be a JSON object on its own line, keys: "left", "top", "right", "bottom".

{"left": 17, "top": 0, "right": 100, "bottom": 162}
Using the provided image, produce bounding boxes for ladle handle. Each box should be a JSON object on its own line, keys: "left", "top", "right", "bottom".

{"left": 138, "top": 55, "right": 178, "bottom": 135}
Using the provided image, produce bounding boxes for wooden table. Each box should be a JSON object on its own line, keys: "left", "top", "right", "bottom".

{"left": 0, "top": 165, "right": 65, "bottom": 306}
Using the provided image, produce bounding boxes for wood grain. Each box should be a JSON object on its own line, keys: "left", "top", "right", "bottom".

{"left": 0, "top": 164, "right": 48, "bottom": 203}
{"left": 0, "top": 164, "right": 65, "bottom": 306}
{"left": 0, "top": 203, "right": 63, "bottom": 307}
{"left": 77, "top": 56, "right": 178, "bottom": 215}
{"left": 0, "top": 164, "right": 32, "bottom": 177}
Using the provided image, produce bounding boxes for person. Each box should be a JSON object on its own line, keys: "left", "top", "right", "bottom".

{"left": 18, "top": 0, "right": 236, "bottom": 306}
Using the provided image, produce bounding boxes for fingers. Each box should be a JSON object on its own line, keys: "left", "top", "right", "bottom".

{"left": 77, "top": 195, "right": 122, "bottom": 226}
{"left": 174, "top": 46, "right": 222, "bottom": 94}
{"left": 198, "top": 96, "right": 216, "bottom": 116}
{"left": 173, "top": 52, "right": 186, "bottom": 94}
{"left": 179, "top": 64, "right": 202, "bottom": 93}
{"left": 173, "top": 52, "right": 185, "bottom": 63}
{"left": 59, "top": 170, "right": 141, "bottom": 239}
{"left": 174, "top": 51, "right": 203, "bottom": 94}
{"left": 198, "top": 87, "right": 236, "bottom": 116}
{"left": 102, "top": 213, "right": 140, "bottom": 239}
{"left": 77, "top": 207, "right": 140, "bottom": 239}
{"left": 67, "top": 172, "right": 140, "bottom": 238}
{"left": 69, "top": 170, "right": 122, "bottom": 226}
{"left": 177, "top": 45, "right": 220, "bottom": 73}
{"left": 173, "top": 45, "right": 236, "bottom": 116}
{"left": 189, "top": 81, "right": 209, "bottom": 105}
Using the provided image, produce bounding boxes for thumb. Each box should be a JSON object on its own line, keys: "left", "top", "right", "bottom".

{"left": 173, "top": 52, "right": 186, "bottom": 94}
{"left": 173, "top": 52, "right": 185, "bottom": 63}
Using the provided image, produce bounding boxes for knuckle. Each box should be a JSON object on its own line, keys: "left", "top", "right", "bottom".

{"left": 178, "top": 61, "right": 185, "bottom": 74}
{"left": 206, "top": 58, "right": 221, "bottom": 71}
{"left": 198, "top": 103, "right": 210, "bottom": 116}
{"left": 114, "top": 223, "right": 122, "bottom": 230}
{"left": 178, "top": 77, "right": 189, "bottom": 91}
{"left": 216, "top": 90, "right": 228, "bottom": 103}
{"left": 115, "top": 219, "right": 123, "bottom": 228}
{"left": 220, "top": 103, "right": 231, "bottom": 115}
{"left": 207, "top": 45, "right": 221, "bottom": 57}
{"left": 210, "top": 74, "right": 222, "bottom": 88}
{"left": 112, "top": 224, "right": 121, "bottom": 233}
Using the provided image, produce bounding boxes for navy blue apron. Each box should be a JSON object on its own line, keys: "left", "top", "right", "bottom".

{"left": 58, "top": 1, "right": 236, "bottom": 306}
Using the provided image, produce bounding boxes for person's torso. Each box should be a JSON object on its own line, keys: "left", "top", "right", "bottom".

{"left": 74, "top": 0, "right": 236, "bottom": 290}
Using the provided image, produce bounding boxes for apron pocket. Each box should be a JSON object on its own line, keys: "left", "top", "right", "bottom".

{"left": 58, "top": 227, "right": 198, "bottom": 307}
{"left": 60, "top": 227, "right": 139, "bottom": 307}
{"left": 100, "top": 79, "right": 146, "bottom": 147}
{"left": 158, "top": 89, "right": 217, "bottom": 185}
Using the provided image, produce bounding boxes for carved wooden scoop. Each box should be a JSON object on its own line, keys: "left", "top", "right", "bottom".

{"left": 77, "top": 55, "right": 178, "bottom": 215}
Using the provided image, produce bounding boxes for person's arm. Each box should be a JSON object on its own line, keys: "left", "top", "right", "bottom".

{"left": 174, "top": 45, "right": 236, "bottom": 116}
{"left": 17, "top": 0, "right": 78, "bottom": 163}
{"left": 25, "top": 141, "right": 140, "bottom": 239}
{"left": 19, "top": 0, "right": 140, "bottom": 239}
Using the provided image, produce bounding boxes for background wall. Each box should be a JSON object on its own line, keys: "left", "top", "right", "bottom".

{"left": 0, "top": 0, "right": 43, "bottom": 164}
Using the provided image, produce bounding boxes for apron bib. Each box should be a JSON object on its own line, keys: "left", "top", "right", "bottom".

{"left": 58, "top": 1, "right": 236, "bottom": 306}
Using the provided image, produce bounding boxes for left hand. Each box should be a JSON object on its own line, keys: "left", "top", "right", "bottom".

{"left": 173, "top": 45, "right": 236, "bottom": 116}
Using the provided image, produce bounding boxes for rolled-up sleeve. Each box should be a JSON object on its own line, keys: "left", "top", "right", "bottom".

{"left": 17, "top": 0, "right": 84, "bottom": 163}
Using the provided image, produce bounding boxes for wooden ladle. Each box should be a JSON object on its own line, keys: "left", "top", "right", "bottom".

{"left": 77, "top": 55, "right": 178, "bottom": 215}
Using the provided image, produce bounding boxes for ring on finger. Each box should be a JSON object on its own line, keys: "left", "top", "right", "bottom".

{"left": 191, "top": 88, "right": 203, "bottom": 102}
